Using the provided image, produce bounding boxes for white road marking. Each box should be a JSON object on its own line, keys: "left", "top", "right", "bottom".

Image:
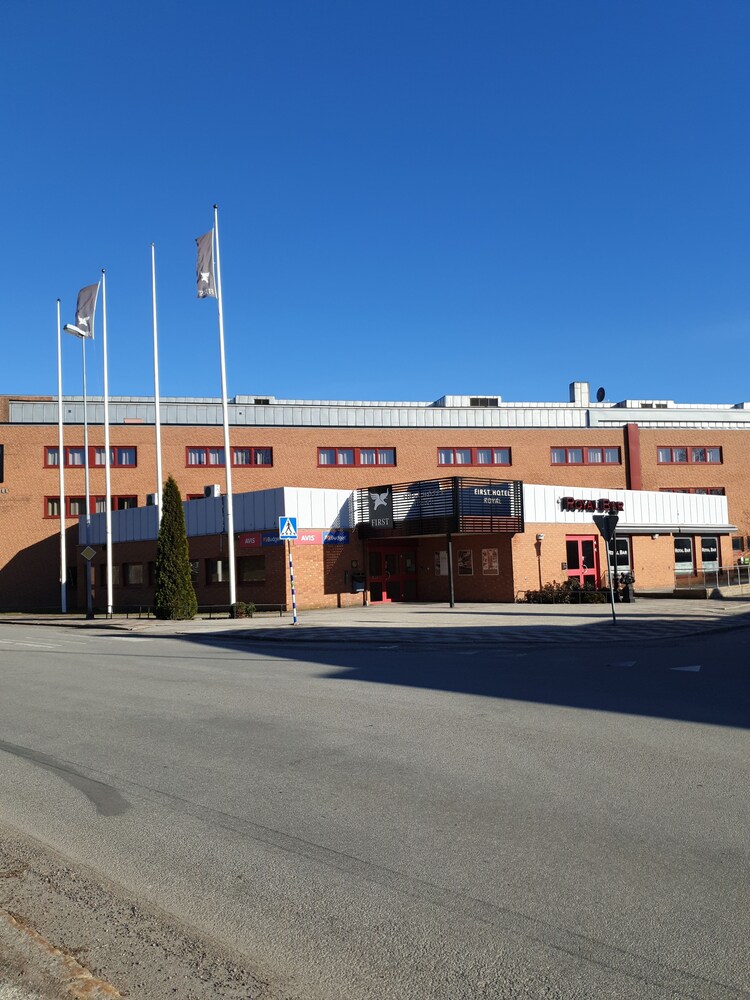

{"left": 671, "top": 665, "right": 701, "bottom": 672}
{"left": 0, "top": 638, "right": 58, "bottom": 647}
{"left": 106, "top": 636, "right": 152, "bottom": 641}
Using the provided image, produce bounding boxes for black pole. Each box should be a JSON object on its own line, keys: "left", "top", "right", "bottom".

{"left": 606, "top": 530, "right": 617, "bottom": 624}
{"left": 447, "top": 532, "right": 455, "bottom": 608}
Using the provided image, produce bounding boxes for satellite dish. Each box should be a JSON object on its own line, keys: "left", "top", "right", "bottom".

{"left": 596, "top": 386, "right": 606, "bottom": 402}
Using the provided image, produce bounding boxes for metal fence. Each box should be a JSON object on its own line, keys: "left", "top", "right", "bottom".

{"left": 674, "top": 565, "right": 750, "bottom": 591}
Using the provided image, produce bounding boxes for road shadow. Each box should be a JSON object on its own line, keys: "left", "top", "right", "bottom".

{"left": 173, "top": 618, "right": 750, "bottom": 731}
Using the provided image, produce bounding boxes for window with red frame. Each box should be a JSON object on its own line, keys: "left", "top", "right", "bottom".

{"left": 660, "top": 487, "right": 725, "bottom": 495}
{"left": 45, "top": 446, "right": 137, "bottom": 468}
{"left": 437, "top": 447, "right": 511, "bottom": 467}
{"left": 44, "top": 495, "right": 137, "bottom": 518}
{"left": 231, "top": 447, "right": 273, "bottom": 466}
{"left": 551, "top": 446, "right": 621, "bottom": 465}
{"left": 186, "top": 446, "right": 226, "bottom": 467}
{"left": 317, "top": 447, "right": 396, "bottom": 467}
{"left": 657, "top": 446, "right": 722, "bottom": 464}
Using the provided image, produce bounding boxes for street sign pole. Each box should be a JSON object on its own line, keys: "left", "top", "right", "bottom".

{"left": 593, "top": 513, "right": 619, "bottom": 625}
{"left": 279, "top": 517, "right": 299, "bottom": 624}
{"left": 603, "top": 535, "right": 617, "bottom": 624}
{"left": 287, "top": 540, "right": 298, "bottom": 625}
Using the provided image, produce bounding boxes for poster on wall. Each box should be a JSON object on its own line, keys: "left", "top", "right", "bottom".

{"left": 482, "top": 548, "right": 499, "bottom": 575}
{"left": 435, "top": 551, "right": 448, "bottom": 576}
{"left": 458, "top": 550, "right": 474, "bottom": 576}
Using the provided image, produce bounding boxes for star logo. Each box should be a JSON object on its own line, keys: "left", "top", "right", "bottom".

{"left": 78, "top": 315, "right": 90, "bottom": 329}
{"left": 200, "top": 272, "right": 210, "bottom": 284}
{"left": 370, "top": 490, "right": 389, "bottom": 510}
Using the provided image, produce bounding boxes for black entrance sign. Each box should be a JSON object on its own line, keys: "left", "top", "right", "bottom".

{"left": 367, "top": 485, "right": 394, "bottom": 528}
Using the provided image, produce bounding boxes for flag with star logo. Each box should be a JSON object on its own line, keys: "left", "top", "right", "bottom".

{"left": 74, "top": 283, "right": 99, "bottom": 338}
{"left": 196, "top": 230, "right": 216, "bottom": 298}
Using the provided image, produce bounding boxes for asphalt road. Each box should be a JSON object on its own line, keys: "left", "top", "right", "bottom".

{"left": 0, "top": 622, "right": 748, "bottom": 999}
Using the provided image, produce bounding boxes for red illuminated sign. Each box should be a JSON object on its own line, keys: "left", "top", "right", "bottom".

{"left": 560, "top": 497, "right": 624, "bottom": 513}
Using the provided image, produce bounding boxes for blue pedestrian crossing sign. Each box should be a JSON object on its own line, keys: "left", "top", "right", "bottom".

{"left": 279, "top": 516, "right": 298, "bottom": 539}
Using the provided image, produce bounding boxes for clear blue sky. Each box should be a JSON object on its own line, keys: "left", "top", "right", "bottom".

{"left": 5, "top": 0, "right": 749, "bottom": 405}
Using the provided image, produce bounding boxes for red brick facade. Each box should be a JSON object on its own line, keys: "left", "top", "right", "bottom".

{"left": 0, "top": 397, "right": 745, "bottom": 610}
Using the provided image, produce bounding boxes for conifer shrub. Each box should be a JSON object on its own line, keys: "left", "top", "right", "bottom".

{"left": 153, "top": 476, "right": 198, "bottom": 620}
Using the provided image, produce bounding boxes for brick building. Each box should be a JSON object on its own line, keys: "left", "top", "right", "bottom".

{"left": 0, "top": 381, "right": 745, "bottom": 610}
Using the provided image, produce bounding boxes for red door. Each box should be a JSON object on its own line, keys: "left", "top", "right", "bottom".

{"left": 565, "top": 535, "right": 599, "bottom": 587}
{"left": 368, "top": 548, "right": 418, "bottom": 602}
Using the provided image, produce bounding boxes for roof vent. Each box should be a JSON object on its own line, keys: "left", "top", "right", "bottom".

{"left": 469, "top": 397, "right": 499, "bottom": 407}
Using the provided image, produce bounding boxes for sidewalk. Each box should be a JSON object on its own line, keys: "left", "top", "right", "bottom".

{"left": 3, "top": 598, "right": 750, "bottom": 646}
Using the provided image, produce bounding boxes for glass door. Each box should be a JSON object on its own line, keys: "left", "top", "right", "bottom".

{"left": 674, "top": 537, "right": 694, "bottom": 576}
{"left": 700, "top": 536, "right": 719, "bottom": 574}
{"left": 368, "top": 548, "right": 418, "bottom": 602}
{"left": 565, "top": 535, "right": 599, "bottom": 587}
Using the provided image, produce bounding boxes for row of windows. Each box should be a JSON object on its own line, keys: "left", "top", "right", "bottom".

{"left": 187, "top": 446, "right": 273, "bottom": 467}
{"left": 657, "top": 446, "right": 722, "bottom": 464}
{"left": 551, "top": 447, "right": 620, "bottom": 466}
{"left": 41, "top": 444, "right": 726, "bottom": 470}
{"left": 45, "top": 481, "right": 730, "bottom": 519}
{"left": 45, "top": 496, "right": 138, "bottom": 518}
{"left": 91, "top": 556, "right": 266, "bottom": 587}
{"left": 45, "top": 446, "right": 137, "bottom": 468}
{"left": 660, "top": 487, "right": 726, "bottom": 495}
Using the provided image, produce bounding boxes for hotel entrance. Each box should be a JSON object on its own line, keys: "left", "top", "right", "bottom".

{"left": 367, "top": 545, "right": 418, "bottom": 603}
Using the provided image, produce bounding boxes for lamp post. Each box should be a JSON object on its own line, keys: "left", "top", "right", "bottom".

{"left": 64, "top": 322, "right": 93, "bottom": 618}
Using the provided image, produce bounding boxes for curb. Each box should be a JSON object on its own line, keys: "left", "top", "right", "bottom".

{"left": 0, "top": 908, "right": 121, "bottom": 999}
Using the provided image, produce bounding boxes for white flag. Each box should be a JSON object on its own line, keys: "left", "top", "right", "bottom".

{"left": 196, "top": 231, "right": 216, "bottom": 298}
{"left": 74, "top": 283, "right": 99, "bottom": 338}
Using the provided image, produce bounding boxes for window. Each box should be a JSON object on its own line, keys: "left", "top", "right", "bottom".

{"left": 551, "top": 447, "right": 620, "bottom": 465}
{"left": 93, "top": 495, "right": 138, "bottom": 512}
{"left": 607, "top": 537, "right": 631, "bottom": 574}
{"left": 438, "top": 447, "right": 511, "bottom": 467}
{"left": 44, "top": 495, "right": 138, "bottom": 518}
{"left": 317, "top": 447, "right": 396, "bottom": 467}
{"left": 45, "top": 445, "right": 137, "bottom": 468}
{"left": 92, "top": 447, "right": 137, "bottom": 467}
{"left": 100, "top": 564, "right": 121, "bottom": 587}
{"left": 206, "top": 558, "right": 230, "bottom": 584}
{"left": 238, "top": 555, "right": 265, "bottom": 583}
{"left": 660, "top": 487, "right": 725, "bottom": 496}
{"left": 658, "top": 446, "right": 722, "bottom": 464}
{"left": 674, "top": 537, "right": 694, "bottom": 575}
{"left": 123, "top": 563, "right": 144, "bottom": 586}
{"left": 187, "top": 447, "right": 226, "bottom": 467}
{"left": 732, "top": 537, "right": 744, "bottom": 552}
{"left": 231, "top": 447, "right": 273, "bottom": 467}
{"left": 189, "top": 560, "right": 199, "bottom": 583}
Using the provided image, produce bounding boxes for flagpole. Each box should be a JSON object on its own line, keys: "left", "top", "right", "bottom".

{"left": 102, "top": 269, "right": 113, "bottom": 616}
{"left": 56, "top": 300, "right": 67, "bottom": 613}
{"left": 81, "top": 334, "right": 93, "bottom": 618}
{"left": 151, "top": 244, "right": 163, "bottom": 520}
{"left": 213, "top": 204, "right": 237, "bottom": 608}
